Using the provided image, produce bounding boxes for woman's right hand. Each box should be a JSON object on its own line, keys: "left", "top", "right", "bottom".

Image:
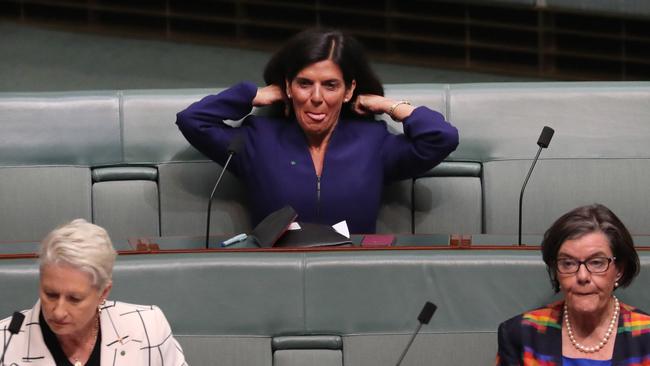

{"left": 253, "top": 85, "right": 284, "bottom": 107}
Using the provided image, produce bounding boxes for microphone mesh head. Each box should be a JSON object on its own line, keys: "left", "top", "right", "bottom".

{"left": 417, "top": 301, "right": 437, "bottom": 324}
{"left": 537, "top": 126, "right": 555, "bottom": 148}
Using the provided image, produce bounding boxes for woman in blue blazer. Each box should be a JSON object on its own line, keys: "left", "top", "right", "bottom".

{"left": 176, "top": 28, "right": 458, "bottom": 234}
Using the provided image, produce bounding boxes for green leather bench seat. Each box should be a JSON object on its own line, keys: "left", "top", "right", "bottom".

{"left": 0, "top": 84, "right": 482, "bottom": 242}
{"left": 121, "top": 89, "right": 258, "bottom": 237}
{"left": 2, "top": 81, "right": 650, "bottom": 242}
{"left": 0, "top": 92, "right": 120, "bottom": 242}
{"left": 1, "top": 250, "right": 648, "bottom": 365}
{"left": 92, "top": 166, "right": 160, "bottom": 240}
{"left": 448, "top": 82, "right": 650, "bottom": 235}
{"left": 379, "top": 84, "right": 482, "bottom": 234}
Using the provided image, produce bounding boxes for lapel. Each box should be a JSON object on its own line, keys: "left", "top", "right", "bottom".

{"left": 522, "top": 300, "right": 564, "bottom": 365}
{"left": 551, "top": 302, "right": 564, "bottom": 365}
{"left": 544, "top": 301, "right": 564, "bottom": 365}
{"left": 5, "top": 300, "right": 164, "bottom": 366}
{"left": 611, "top": 302, "right": 639, "bottom": 365}
{"left": 99, "top": 300, "right": 154, "bottom": 366}
{"left": 9, "top": 301, "right": 54, "bottom": 365}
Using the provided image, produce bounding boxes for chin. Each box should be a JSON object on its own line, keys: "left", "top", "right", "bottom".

{"left": 567, "top": 294, "right": 604, "bottom": 313}
{"left": 50, "top": 324, "right": 72, "bottom": 335}
{"left": 304, "top": 128, "right": 326, "bottom": 137}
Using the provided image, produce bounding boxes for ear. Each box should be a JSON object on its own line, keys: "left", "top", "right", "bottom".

{"left": 285, "top": 79, "right": 291, "bottom": 97}
{"left": 615, "top": 261, "right": 624, "bottom": 280}
{"left": 99, "top": 280, "right": 112, "bottom": 303}
{"left": 344, "top": 80, "right": 357, "bottom": 102}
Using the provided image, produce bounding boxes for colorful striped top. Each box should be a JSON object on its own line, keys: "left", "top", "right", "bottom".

{"left": 496, "top": 300, "right": 650, "bottom": 366}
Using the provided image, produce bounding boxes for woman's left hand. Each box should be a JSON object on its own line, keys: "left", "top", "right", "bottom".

{"left": 352, "top": 94, "right": 415, "bottom": 122}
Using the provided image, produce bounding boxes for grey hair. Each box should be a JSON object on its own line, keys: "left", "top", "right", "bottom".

{"left": 39, "top": 219, "right": 117, "bottom": 291}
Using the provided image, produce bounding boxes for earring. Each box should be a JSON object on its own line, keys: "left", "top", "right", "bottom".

{"left": 287, "top": 93, "right": 292, "bottom": 99}
{"left": 98, "top": 299, "right": 106, "bottom": 314}
{"left": 614, "top": 281, "right": 619, "bottom": 288}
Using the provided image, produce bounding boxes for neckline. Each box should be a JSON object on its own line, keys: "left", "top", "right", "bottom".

{"left": 39, "top": 310, "right": 102, "bottom": 366}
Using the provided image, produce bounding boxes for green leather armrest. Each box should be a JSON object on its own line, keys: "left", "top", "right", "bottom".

{"left": 92, "top": 166, "right": 158, "bottom": 182}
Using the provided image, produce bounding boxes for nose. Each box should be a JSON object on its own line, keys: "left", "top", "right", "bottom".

{"left": 575, "top": 263, "right": 591, "bottom": 284}
{"left": 51, "top": 299, "right": 68, "bottom": 320}
{"left": 310, "top": 85, "right": 323, "bottom": 104}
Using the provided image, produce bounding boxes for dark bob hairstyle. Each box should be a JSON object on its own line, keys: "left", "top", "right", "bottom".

{"left": 541, "top": 203, "right": 640, "bottom": 293}
{"left": 263, "top": 28, "right": 383, "bottom": 118}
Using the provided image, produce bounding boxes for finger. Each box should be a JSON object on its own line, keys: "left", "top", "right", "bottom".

{"left": 352, "top": 100, "right": 369, "bottom": 116}
{"left": 351, "top": 99, "right": 362, "bottom": 114}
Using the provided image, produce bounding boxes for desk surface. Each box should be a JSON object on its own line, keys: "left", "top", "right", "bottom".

{"left": 3, "top": 233, "right": 650, "bottom": 259}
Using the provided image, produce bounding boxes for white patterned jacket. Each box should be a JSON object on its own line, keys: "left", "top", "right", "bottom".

{"left": 0, "top": 300, "right": 188, "bottom": 366}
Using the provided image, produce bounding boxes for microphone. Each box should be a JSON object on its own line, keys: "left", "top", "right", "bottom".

{"left": 0, "top": 311, "right": 25, "bottom": 366}
{"left": 205, "top": 135, "right": 245, "bottom": 249}
{"left": 395, "top": 301, "right": 437, "bottom": 366}
{"left": 518, "top": 126, "right": 554, "bottom": 245}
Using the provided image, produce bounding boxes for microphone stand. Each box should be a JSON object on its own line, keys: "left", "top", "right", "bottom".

{"left": 395, "top": 322, "right": 424, "bottom": 366}
{"left": 205, "top": 152, "right": 236, "bottom": 249}
{"left": 518, "top": 146, "right": 543, "bottom": 246}
{"left": 518, "top": 126, "right": 554, "bottom": 246}
{"left": 395, "top": 301, "right": 436, "bottom": 366}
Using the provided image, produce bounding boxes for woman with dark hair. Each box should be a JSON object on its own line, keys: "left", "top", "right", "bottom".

{"left": 496, "top": 204, "right": 649, "bottom": 366}
{"left": 176, "top": 28, "right": 458, "bottom": 234}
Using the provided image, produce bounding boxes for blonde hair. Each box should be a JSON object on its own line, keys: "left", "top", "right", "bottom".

{"left": 39, "top": 219, "right": 116, "bottom": 290}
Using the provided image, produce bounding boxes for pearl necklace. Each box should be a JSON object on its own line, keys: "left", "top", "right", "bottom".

{"left": 564, "top": 296, "right": 619, "bottom": 353}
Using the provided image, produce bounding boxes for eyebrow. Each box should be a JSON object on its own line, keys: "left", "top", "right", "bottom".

{"left": 294, "top": 77, "right": 342, "bottom": 85}
{"left": 42, "top": 286, "right": 87, "bottom": 297}
{"left": 557, "top": 251, "right": 609, "bottom": 259}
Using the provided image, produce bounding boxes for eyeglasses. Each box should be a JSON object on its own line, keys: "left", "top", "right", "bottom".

{"left": 555, "top": 256, "right": 616, "bottom": 274}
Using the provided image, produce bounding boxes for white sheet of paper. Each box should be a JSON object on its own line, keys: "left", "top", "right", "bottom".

{"left": 332, "top": 221, "right": 350, "bottom": 238}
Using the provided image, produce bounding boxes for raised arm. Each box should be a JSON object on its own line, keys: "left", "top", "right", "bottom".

{"left": 352, "top": 94, "right": 416, "bottom": 122}
{"left": 175, "top": 81, "right": 259, "bottom": 166}
{"left": 354, "top": 94, "right": 458, "bottom": 182}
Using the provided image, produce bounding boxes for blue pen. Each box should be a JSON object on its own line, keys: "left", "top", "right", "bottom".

{"left": 221, "top": 233, "right": 248, "bottom": 247}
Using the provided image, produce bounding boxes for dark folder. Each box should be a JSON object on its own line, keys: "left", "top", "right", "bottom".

{"left": 250, "top": 205, "right": 298, "bottom": 248}
{"left": 235, "top": 205, "right": 352, "bottom": 249}
{"left": 274, "top": 222, "right": 352, "bottom": 248}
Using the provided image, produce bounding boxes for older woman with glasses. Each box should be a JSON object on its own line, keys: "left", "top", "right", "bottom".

{"left": 496, "top": 204, "right": 650, "bottom": 366}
